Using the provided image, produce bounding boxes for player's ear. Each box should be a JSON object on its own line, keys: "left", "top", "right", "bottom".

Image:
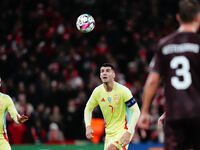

{"left": 113, "top": 71, "right": 116, "bottom": 79}
{"left": 176, "top": 14, "right": 182, "bottom": 23}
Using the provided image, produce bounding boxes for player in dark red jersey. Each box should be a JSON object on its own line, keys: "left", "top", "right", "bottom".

{"left": 138, "top": 0, "right": 200, "bottom": 149}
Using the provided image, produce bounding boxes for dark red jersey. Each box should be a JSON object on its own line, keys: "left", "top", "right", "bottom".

{"left": 149, "top": 32, "right": 200, "bottom": 121}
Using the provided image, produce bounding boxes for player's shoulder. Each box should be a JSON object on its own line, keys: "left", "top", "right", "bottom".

{"left": 158, "top": 32, "right": 200, "bottom": 47}
{"left": 157, "top": 32, "right": 200, "bottom": 53}
{"left": 0, "top": 92, "right": 12, "bottom": 101}
{"left": 92, "top": 84, "right": 104, "bottom": 94}
{"left": 115, "top": 82, "right": 131, "bottom": 93}
{"left": 158, "top": 32, "right": 178, "bottom": 48}
{"left": 94, "top": 84, "right": 104, "bottom": 91}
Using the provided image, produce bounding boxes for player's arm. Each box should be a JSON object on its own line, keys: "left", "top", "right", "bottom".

{"left": 84, "top": 91, "right": 98, "bottom": 139}
{"left": 84, "top": 104, "right": 95, "bottom": 139}
{"left": 139, "top": 72, "right": 160, "bottom": 129}
{"left": 120, "top": 97, "right": 140, "bottom": 147}
{"left": 7, "top": 96, "right": 28, "bottom": 124}
{"left": 126, "top": 98, "right": 140, "bottom": 134}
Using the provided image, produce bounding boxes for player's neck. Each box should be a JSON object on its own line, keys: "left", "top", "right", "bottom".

{"left": 103, "top": 81, "right": 114, "bottom": 92}
{"left": 178, "top": 23, "right": 198, "bottom": 33}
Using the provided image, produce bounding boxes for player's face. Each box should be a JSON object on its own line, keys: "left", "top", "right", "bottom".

{"left": 100, "top": 67, "right": 115, "bottom": 83}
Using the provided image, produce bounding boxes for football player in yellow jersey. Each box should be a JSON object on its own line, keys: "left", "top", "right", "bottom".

{"left": 0, "top": 78, "right": 28, "bottom": 150}
{"left": 84, "top": 63, "right": 140, "bottom": 150}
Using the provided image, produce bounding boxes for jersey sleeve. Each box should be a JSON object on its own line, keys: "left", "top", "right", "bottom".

{"left": 149, "top": 53, "right": 161, "bottom": 74}
{"left": 84, "top": 88, "right": 99, "bottom": 127}
{"left": 7, "top": 96, "right": 20, "bottom": 124}
{"left": 123, "top": 87, "right": 133, "bottom": 103}
{"left": 86, "top": 89, "right": 99, "bottom": 111}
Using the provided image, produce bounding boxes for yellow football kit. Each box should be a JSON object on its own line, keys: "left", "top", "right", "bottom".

{"left": 85, "top": 82, "right": 140, "bottom": 150}
{"left": 0, "top": 92, "right": 20, "bottom": 150}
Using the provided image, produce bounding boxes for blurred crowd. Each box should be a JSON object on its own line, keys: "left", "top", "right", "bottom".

{"left": 0, "top": 0, "right": 180, "bottom": 145}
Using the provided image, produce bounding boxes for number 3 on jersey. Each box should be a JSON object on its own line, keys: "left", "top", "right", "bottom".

{"left": 170, "top": 56, "right": 192, "bottom": 90}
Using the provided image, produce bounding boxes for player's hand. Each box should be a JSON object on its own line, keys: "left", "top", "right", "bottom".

{"left": 85, "top": 126, "right": 94, "bottom": 139}
{"left": 138, "top": 112, "right": 150, "bottom": 130}
{"left": 17, "top": 114, "right": 28, "bottom": 124}
{"left": 158, "top": 112, "right": 166, "bottom": 127}
{"left": 119, "top": 131, "right": 131, "bottom": 147}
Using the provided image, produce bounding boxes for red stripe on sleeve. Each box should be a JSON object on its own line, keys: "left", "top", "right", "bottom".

{"left": 3, "top": 128, "right": 8, "bottom": 141}
{"left": 124, "top": 116, "right": 128, "bottom": 130}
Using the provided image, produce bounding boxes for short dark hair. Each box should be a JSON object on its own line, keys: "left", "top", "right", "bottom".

{"left": 178, "top": 0, "right": 200, "bottom": 22}
{"left": 100, "top": 63, "right": 115, "bottom": 71}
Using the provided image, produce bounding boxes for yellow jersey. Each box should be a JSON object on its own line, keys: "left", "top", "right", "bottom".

{"left": 86, "top": 82, "right": 134, "bottom": 136}
{"left": 0, "top": 92, "right": 19, "bottom": 140}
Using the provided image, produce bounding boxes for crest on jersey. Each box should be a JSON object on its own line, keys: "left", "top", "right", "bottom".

{"left": 114, "top": 94, "right": 119, "bottom": 105}
{"left": 108, "top": 97, "right": 111, "bottom": 103}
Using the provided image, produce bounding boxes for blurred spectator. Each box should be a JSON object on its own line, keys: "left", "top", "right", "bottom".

{"left": 32, "top": 103, "right": 50, "bottom": 131}
{"left": 15, "top": 93, "right": 34, "bottom": 116}
{"left": 47, "top": 122, "right": 64, "bottom": 144}
{"left": 63, "top": 99, "right": 84, "bottom": 140}
{"left": 95, "top": 35, "right": 110, "bottom": 55}
{"left": 26, "top": 84, "right": 40, "bottom": 108}
{"left": 31, "top": 120, "right": 46, "bottom": 144}
{"left": 49, "top": 105, "right": 63, "bottom": 129}
{"left": 7, "top": 122, "right": 27, "bottom": 144}
{"left": 5, "top": 79, "right": 17, "bottom": 98}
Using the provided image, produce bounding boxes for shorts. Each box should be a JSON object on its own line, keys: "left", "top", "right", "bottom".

{"left": 0, "top": 138, "right": 11, "bottom": 150}
{"left": 104, "top": 129, "right": 133, "bottom": 150}
{"left": 164, "top": 118, "right": 200, "bottom": 150}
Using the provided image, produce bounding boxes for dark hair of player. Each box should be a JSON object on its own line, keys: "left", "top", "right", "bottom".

{"left": 178, "top": 0, "right": 200, "bottom": 22}
{"left": 100, "top": 63, "right": 115, "bottom": 71}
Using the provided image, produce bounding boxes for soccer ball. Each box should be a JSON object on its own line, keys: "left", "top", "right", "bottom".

{"left": 76, "top": 14, "right": 95, "bottom": 33}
